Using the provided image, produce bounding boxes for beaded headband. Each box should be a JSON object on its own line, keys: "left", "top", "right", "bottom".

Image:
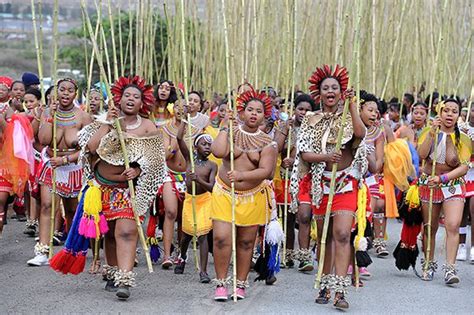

{"left": 308, "top": 64, "right": 349, "bottom": 103}
{"left": 111, "top": 76, "right": 155, "bottom": 115}
{"left": 194, "top": 133, "right": 213, "bottom": 147}
{"left": 57, "top": 78, "right": 78, "bottom": 90}
{"left": 236, "top": 87, "right": 273, "bottom": 118}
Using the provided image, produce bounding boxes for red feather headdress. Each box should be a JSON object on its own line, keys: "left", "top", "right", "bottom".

{"left": 111, "top": 76, "right": 155, "bottom": 115}
{"left": 236, "top": 87, "right": 273, "bottom": 118}
{"left": 308, "top": 64, "right": 349, "bottom": 103}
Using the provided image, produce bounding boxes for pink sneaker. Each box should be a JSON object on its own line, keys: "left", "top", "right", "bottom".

{"left": 347, "top": 265, "right": 353, "bottom": 275}
{"left": 232, "top": 287, "right": 246, "bottom": 300}
{"left": 359, "top": 267, "right": 371, "bottom": 278}
{"left": 214, "top": 286, "right": 228, "bottom": 301}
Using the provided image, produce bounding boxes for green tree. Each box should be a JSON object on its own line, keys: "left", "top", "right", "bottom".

{"left": 59, "top": 10, "right": 168, "bottom": 89}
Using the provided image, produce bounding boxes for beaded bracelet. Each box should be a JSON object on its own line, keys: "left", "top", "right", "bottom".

{"left": 440, "top": 174, "right": 449, "bottom": 184}
{"left": 219, "top": 126, "right": 229, "bottom": 132}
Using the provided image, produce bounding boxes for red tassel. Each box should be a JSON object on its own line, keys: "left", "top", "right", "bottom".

{"left": 147, "top": 215, "right": 157, "bottom": 238}
{"left": 61, "top": 252, "right": 76, "bottom": 274}
{"left": 50, "top": 250, "right": 68, "bottom": 272}
{"left": 69, "top": 255, "right": 86, "bottom": 275}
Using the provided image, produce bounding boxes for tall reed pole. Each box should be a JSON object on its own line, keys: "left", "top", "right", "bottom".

{"left": 107, "top": 0, "right": 119, "bottom": 81}
{"left": 179, "top": 0, "right": 200, "bottom": 271}
{"left": 380, "top": 0, "right": 407, "bottom": 101}
{"left": 81, "top": 0, "right": 153, "bottom": 273}
{"left": 282, "top": 0, "right": 297, "bottom": 267}
{"left": 315, "top": 0, "right": 363, "bottom": 290}
{"left": 31, "top": 0, "right": 45, "bottom": 104}
{"left": 221, "top": 0, "right": 238, "bottom": 302}
{"left": 48, "top": 0, "right": 59, "bottom": 259}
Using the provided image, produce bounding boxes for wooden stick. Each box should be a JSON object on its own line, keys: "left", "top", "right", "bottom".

{"left": 315, "top": 0, "right": 363, "bottom": 290}
{"left": 48, "top": 0, "right": 59, "bottom": 259}
{"left": 118, "top": 4, "right": 124, "bottom": 77}
{"left": 31, "top": 0, "right": 45, "bottom": 104}
{"left": 107, "top": 0, "right": 119, "bottom": 81}
{"left": 83, "top": 5, "right": 101, "bottom": 113}
{"left": 282, "top": 0, "right": 297, "bottom": 268}
{"left": 221, "top": 0, "right": 238, "bottom": 302}
{"left": 178, "top": 0, "right": 200, "bottom": 271}
{"left": 81, "top": 0, "right": 153, "bottom": 273}
{"left": 424, "top": 127, "right": 439, "bottom": 272}
{"left": 379, "top": 0, "right": 407, "bottom": 101}
{"left": 427, "top": 0, "right": 448, "bottom": 121}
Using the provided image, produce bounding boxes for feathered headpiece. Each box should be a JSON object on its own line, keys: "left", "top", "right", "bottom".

{"left": 111, "top": 76, "right": 155, "bottom": 115}
{"left": 308, "top": 64, "right": 349, "bottom": 103}
{"left": 236, "top": 87, "right": 273, "bottom": 118}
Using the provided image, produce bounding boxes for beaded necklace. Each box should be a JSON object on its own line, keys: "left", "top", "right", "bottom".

{"left": 56, "top": 106, "right": 77, "bottom": 127}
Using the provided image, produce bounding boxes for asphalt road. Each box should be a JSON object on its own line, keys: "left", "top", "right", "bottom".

{"left": 1, "top": 219, "right": 472, "bottom": 314}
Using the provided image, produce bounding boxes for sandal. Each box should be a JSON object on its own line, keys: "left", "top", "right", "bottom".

{"left": 351, "top": 277, "right": 364, "bottom": 287}
{"left": 315, "top": 288, "right": 331, "bottom": 304}
{"left": 161, "top": 257, "right": 173, "bottom": 269}
{"left": 334, "top": 292, "right": 349, "bottom": 309}
{"left": 89, "top": 259, "right": 102, "bottom": 274}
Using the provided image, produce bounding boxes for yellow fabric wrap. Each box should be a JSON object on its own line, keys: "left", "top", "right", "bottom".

{"left": 205, "top": 126, "right": 222, "bottom": 167}
{"left": 182, "top": 192, "right": 212, "bottom": 237}
{"left": 210, "top": 177, "right": 272, "bottom": 226}
{"left": 355, "top": 184, "right": 367, "bottom": 250}
{"left": 383, "top": 139, "right": 415, "bottom": 218}
{"left": 405, "top": 184, "right": 420, "bottom": 209}
{"left": 417, "top": 127, "right": 472, "bottom": 164}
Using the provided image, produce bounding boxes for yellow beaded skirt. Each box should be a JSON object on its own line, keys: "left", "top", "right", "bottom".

{"left": 210, "top": 176, "right": 272, "bottom": 226}
{"left": 182, "top": 192, "right": 213, "bottom": 236}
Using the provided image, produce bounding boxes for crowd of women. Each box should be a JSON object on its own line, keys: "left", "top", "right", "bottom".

{"left": 0, "top": 64, "right": 472, "bottom": 310}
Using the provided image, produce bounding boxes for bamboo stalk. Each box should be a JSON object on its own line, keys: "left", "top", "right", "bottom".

{"left": 371, "top": 0, "right": 376, "bottom": 94}
{"left": 282, "top": 0, "right": 297, "bottom": 268}
{"left": 31, "top": 0, "right": 45, "bottom": 104}
{"left": 221, "top": 0, "right": 238, "bottom": 302}
{"left": 427, "top": 0, "right": 448, "bottom": 120}
{"left": 84, "top": 5, "right": 101, "bottom": 113}
{"left": 48, "top": 0, "right": 59, "bottom": 259}
{"left": 107, "top": 0, "right": 119, "bottom": 81}
{"left": 380, "top": 0, "right": 408, "bottom": 101}
{"left": 118, "top": 4, "right": 124, "bottom": 77}
{"left": 315, "top": 0, "right": 363, "bottom": 290}
{"left": 128, "top": 0, "right": 134, "bottom": 74}
{"left": 424, "top": 127, "right": 439, "bottom": 272}
{"left": 81, "top": 10, "right": 90, "bottom": 110}
{"left": 179, "top": 0, "right": 200, "bottom": 272}
{"left": 81, "top": 0, "right": 153, "bottom": 273}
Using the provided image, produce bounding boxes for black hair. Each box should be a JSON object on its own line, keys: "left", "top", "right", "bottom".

{"left": 388, "top": 97, "right": 408, "bottom": 116}
{"left": 294, "top": 93, "right": 317, "bottom": 111}
{"left": 360, "top": 90, "right": 379, "bottom": 105}
{"left": 25, "top": 87, "right": 42, "bottom": 100}
{"left": 404, "top": 93, "right": 414, "bottom": 105}
{"left": 424, "top": 92, "right": 439, "bottom": 107}
{"left": 45, "top": 86, "right": 54, "bottom": 104}
{"left": 154, "top": 80, "right": 178, "bottom": 104}
{"left": 11, "top": 80, "right": 25, "bottom": 89}
{"left": 443, "top": 97, "right": 462, "bottom": 147}
{"left": 378, "top": 99, "right": 388, "bottom": 116}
